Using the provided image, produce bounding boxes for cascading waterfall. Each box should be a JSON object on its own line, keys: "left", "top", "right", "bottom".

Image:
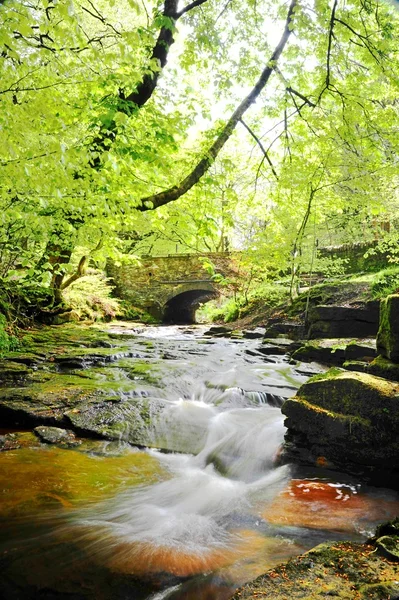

{"left": 2, "top": 325, "right": 399, "bottom": 600}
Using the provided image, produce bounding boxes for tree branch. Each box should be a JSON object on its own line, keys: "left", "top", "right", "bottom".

{"left": 239, "top": 118, "right": 279, "bottom": 181}
{"left": 177, "top": 0, "right": 209, "bottom": 18}
{"left": 286, "top": 86, "right": 316, "bottom": 108}
{"left": 137, "top": 0, "right": 297, "bottom": 211}
{"left": 60, "top": 255, "right": 88, "bottom": 290}
{"left": 318, "top": 0, "right": 338, "bottom": 102}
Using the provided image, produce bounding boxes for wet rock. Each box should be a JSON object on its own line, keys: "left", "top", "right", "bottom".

{"left": 0, "top": 431, "right": 40, "bottom": 451}
{"left": 34, "top": 425, "right": 79, "bottom": 445}
{"left": 345, "top": 341, "right": 376, "bottom": 361}
{"left": 343, "top": 359, "right": 369, "bottom": 373}
{"left": 282, "top": 370, "right": 399, "bottom": 484}
{"left": 376, "top": 535, "right": 399, "bottom": 562}
{"left": 242, "top": 329, "right": 265, "bottom": 339}
{"left": 204, "top": 326, "right": 231, "bottom": 337}
{"left": 0, "top": 375, "right": 117, "bottom": 427}
{"left": 377, "top": 294, "right": 399, "bottom": 362}
{"left": 65, "top": 397, "right": 209, "bottom": 454}
{"left": 258, "top": 344, "right": 292, "bottom": 356}
{"left": 307, "top": 303, "right": 379, "bottom": 339}
{"left": 368, "top": 355, "right": 399, "bottom": 381}
{"left": 0, "top": 360, "right": 33, "bottom": 383}
{"left": 291, "top": 342, "right": 346, "bottom": 365}
{"left": 232, "top": 540, "right": 399, "bottom": 600}
{"left": 264, "top": 322, "right": 306, "bottom": 339}
{"left": 53, "top": 347, "right": 136, "bottom": 369}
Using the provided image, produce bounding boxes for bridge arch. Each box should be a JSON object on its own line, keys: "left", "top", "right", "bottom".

{"left": 163, "top": 282, "right": 218, "bottom": 324}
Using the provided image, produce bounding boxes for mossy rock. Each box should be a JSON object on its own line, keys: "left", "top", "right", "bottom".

{"left": 377, "top": 294, "right": 399, "bottom": 362}
{"left": 375, "top": 535, "right": 399, "bottom": 562}
{"left": 293, "top": 370, "right": 399, "bottom": 425}
{"left": 65, "top": 396, "right": 210, "bottom": 453}
{"left": 0, "top": 360, "right": 33, "bottom": 383}
{"left": 34, "top": 425, "right": 79, "bottom": 446}
{"left": 291, "top": 343, "right": 346, "bottom": 365}
{"left": 368, "top": 355, "right": 399, "bottom": 382}
{"left": 282, "top": 370, "right": 399, "bottom": 472}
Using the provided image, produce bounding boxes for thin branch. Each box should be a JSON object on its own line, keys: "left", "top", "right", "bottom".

{"left": 137, "top": 0, "right": 297, "bottom": 211}
{"left": 286, "top": 86, "right": 316, "bottom": 108}
{"left": 215, "top": 0, "right": 233, "bottom": 23}
{"left": 239, "top": 119, "right": 279, "bottom": 180}
{"left": 318, "top": 0, "right": 338, "bottom": 102}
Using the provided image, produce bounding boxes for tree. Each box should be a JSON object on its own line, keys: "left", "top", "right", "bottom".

{"left": 1, "top": 0, "right": 399, "bottom": 307}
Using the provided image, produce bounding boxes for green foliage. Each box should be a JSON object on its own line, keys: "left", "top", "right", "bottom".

{"left": 371, "top": 266, "right": 399, "bottom": 299}
{"left": 62, "top": 270, "right": 121, "bottom": 321}
{"left": 0, "top": 314, "right": 19, "bottom": 355}
{"left": 198, "top": 280, "right": 289, "bottom": 323}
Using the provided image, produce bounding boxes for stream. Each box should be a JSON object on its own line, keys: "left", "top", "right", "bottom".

{"left": 1, "top": 324, "right": 399, "bottom": 600}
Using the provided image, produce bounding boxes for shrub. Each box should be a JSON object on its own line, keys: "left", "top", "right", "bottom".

{"left": 63, "top": 270, "right": 121, "bottom": 321}
{"left": 371, "top": 266, "right": 399, "bottom": 299}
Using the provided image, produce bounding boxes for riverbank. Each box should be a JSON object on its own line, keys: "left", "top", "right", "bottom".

{"left": 233, "top": 536, "right": 399, "bottom": 600}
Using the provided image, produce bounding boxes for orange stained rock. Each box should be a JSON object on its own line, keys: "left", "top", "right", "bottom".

{"left": 105, "top": 530, "right": 291, "bottom": 578}
{"left": 263, "top": 479, "right": 399, "bottom": 532}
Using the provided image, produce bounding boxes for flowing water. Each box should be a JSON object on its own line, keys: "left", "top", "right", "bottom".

{"left": 1, "top": 325, "right": 399, "bottom": 600}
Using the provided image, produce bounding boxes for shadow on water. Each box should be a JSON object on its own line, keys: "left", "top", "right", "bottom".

{"left": 1, "top": 325, "right": 399, "bottom": 599}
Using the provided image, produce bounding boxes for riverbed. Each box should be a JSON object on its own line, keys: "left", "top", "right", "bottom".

{"left": 1, "top": 324, "right": 398, "bottom": 600}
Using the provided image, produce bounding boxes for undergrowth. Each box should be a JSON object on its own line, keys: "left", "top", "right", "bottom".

{"left": 63, "top": 270, "right": 121, "bottom": 321}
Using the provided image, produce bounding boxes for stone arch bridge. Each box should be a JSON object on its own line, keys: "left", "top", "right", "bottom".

{"left": 107, "top": 252, "right": 240, "bottom": 323}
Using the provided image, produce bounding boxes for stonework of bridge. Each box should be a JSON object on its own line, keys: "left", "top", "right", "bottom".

{"left": 107, "top": 252, "right": 238, "bottom": 323}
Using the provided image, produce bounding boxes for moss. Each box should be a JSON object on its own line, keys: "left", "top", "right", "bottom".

{"left": 308, "top": 367, "right": 344, "bottom": 381}
{"left": 367, "top": 355, "right": 399, "bottom": 382}
{"left": 232, "top": 540, "right": 399, "bottom": 600}
{"left": 377, "top": 294, "right": 399, "bottom": 361}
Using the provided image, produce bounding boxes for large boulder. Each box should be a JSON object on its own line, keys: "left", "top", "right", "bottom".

{"left": 282, "top": 370, "right": 399, "bottom": 484}
{"left": 307, "top": 303, "right": 379, "bottom": 339}
{"left": 377, "top": 294, "right": 399, "bottom": 362}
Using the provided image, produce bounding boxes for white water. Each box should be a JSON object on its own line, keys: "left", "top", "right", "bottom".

{"left": 68, "top": 326, "right": 307, "bottom": 579}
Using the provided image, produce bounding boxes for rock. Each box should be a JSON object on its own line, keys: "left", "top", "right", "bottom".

{"left": 0, "top": 360, "right": 33, "bottom": 383}
{"left": 377, "top": 294, "right": 399, "bottom": 361}
{"left": 264, "top": 322, "right": 306, "bottom": 339}
{"left": 343, "top": 360, "right": 369, "bottom": 373}
{"left": 242, "top": 329, "right": 265, "bottom": 339}
{"left": 344, "top": 341, "right": 377, "bottom": 362}
{"left": 281, "top": 370, "right": 399, "bottom": 484}
{"left": 291, "top": 342, "right": 346, "bottom": 365}
{"left": 344, "top": 355, "right": 399, "bottom": 382}
{"left": 34, "top": 425, "right": 78, "bottom": 445}
{"left": 53, "top": 310, "right": 81, "bottom": 325}
{"left": 231, "top": 540, "right": 399, "bottom": 600}
{"left": 65, "top": 396, "right": 210, "bottom": 454}
{"left": 307, "top": 303, "right": 379, "bottom": 339}
{"left": 367, "top": 355, "right": 399, "bottom": 382}
{"left": 204, "top": 326, "right": 231, "bottom": 337}
{"left": 376, "top": 536, "right": 399, "bottom": 562}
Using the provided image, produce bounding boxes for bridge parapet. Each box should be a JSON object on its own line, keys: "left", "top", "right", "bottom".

{"left": 107, "top": 252, "right": 239, "bottom": 322}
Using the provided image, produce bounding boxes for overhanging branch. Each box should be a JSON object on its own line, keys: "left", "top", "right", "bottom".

{"left": 136, "top": 0, "right": 297, "bottom": 211}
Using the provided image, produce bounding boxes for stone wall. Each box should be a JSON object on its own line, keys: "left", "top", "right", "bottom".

{"left": 107, "top": 252, "right": 240, "bottom": 321}
{"left": 318, "top": 241, "right": 388, "bottom": 273}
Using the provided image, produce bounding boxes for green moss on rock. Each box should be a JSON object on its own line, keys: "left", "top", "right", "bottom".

{"left": 377, "top": 294, "right": 399, "bottom": 362}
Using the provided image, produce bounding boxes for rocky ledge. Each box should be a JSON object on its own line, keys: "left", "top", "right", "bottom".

{"left": 233, "top": 529, "right": 399, "bottom": 600}
{"left": 281, "top": 369, "right": 399, "bottom": 486}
